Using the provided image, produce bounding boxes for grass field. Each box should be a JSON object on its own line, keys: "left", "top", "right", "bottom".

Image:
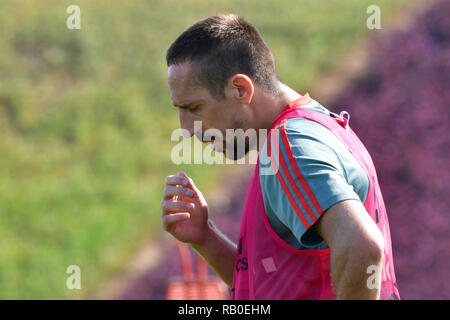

{"left": 0, "top": 0, "right": 410, "bottom": 298}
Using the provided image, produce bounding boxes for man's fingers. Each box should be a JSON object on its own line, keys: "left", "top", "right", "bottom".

{"left": 162, "top": 212, "right": 190, "bottom": 231}
{"left": 161, "top": 200, "right": 195, "bottom": 215}
{"left": 163, "top": 185, "right": 195, "bottom": 200}
{"left": 165, "top": 175, "right": 189, "bottom": 186}
{"left": 165, "top": 173, "right": 202, "bottom": 199}
{"left": 178, "top": 172, "right": 201, "bottom": 194}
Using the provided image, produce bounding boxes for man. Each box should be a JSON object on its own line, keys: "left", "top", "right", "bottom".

{"left": 161, "top": 14, "right": 400, "bottom": 300}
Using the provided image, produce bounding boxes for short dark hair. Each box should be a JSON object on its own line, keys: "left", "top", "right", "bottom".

{"left": 166, "top": 14, "right": 280, "bottom": 100}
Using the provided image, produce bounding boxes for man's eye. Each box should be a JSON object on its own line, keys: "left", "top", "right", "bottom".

{"left": 189, "top": 105, "right": 200, "bottom": 112}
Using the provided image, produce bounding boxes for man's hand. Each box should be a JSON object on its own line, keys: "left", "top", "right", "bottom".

{"left": 162, "top": 172, "right": 209, "bottom": 245}
{"left": 315, "top": 199, "right": 385, "bottom": 299}
{"left": 161, "top": 172, "right": 237, "bottom": 286}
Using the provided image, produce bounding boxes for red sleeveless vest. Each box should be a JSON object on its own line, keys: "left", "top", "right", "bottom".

{"left": 231, "top": 97, "right": 400, "bottom": 300}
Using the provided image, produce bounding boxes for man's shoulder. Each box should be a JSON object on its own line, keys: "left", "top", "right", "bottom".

{"left": 278, "top": 101, "right": 334, "bottom": 133}
{"left": 258, "top": 103, "right": 341, "bottom": 176}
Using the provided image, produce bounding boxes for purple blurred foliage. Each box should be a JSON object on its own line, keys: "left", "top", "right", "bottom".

{"left": 120, "top": 0, "right": 449, "bottom": 300}
{"left": 330, "top": 0, "right": 450, "bottom": 299}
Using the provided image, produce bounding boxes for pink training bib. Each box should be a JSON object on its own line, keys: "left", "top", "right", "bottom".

{"left": 231, "top": 97, "right": 400, "bottom": 300}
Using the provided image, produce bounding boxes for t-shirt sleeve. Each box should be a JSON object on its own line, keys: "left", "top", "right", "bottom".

{"left": 259, "top": 118, "right": 362, "bottom": 247}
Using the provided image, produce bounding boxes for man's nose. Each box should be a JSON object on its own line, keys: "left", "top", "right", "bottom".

{"left": 179, "top": 109, "right": 195, "bottom": 138}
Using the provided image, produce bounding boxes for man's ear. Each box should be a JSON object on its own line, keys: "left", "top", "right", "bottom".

{"left": 229, "top": 74, "right": 254, "bottom": 105}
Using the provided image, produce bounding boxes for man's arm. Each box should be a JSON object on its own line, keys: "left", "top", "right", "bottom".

{"left": 191, "top": 220, "right": 237, "bottom": 287}
{"left": 315, "top": 199, "right": 384, "bottom": 299}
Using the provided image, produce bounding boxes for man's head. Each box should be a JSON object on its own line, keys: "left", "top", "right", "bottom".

{"left": 166, "top": 14, "right": 281, "bottom": 159}
{"left": 167, "top": 14, "right": 279, "bottom": 100}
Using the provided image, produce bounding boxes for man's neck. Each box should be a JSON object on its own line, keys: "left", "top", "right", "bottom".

{"left": 254, "top": 82, "right": 302, "bottom": 132}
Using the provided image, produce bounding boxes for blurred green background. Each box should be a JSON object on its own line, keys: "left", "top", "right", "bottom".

{"left": 0, "top": 0, "right": 409, "bottom": 299}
